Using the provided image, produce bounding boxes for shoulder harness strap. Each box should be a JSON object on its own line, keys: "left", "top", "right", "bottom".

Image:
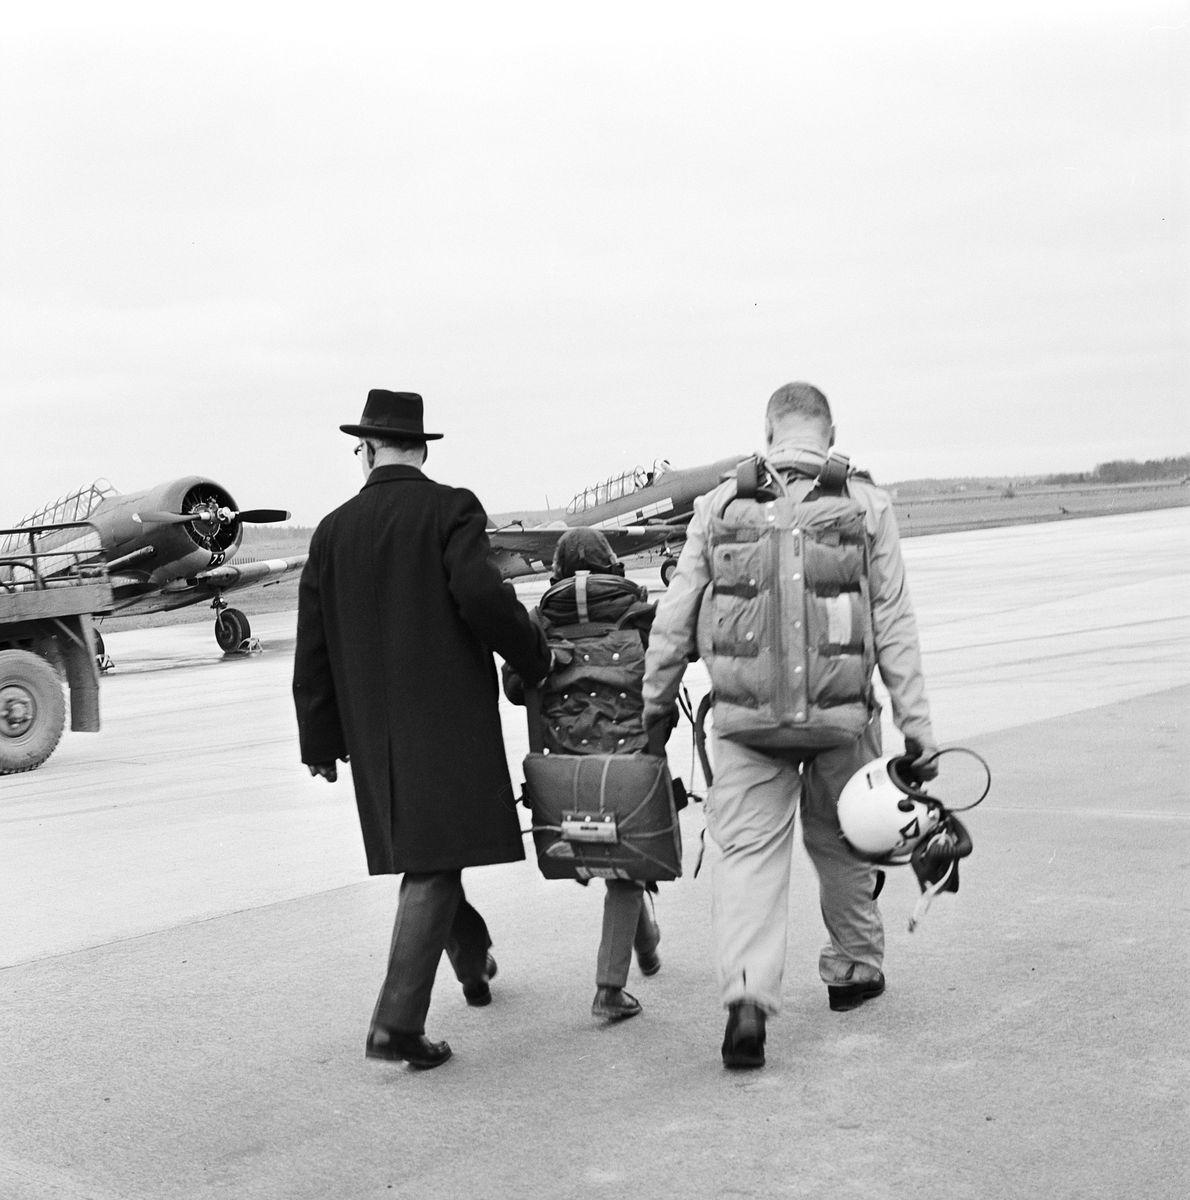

{"left": 817, "top": 452, "right": 851, "bottom": 494}
{"left": 720, "top": 456, "right": 786, "bottom": 516}
{"left": 735, "top": 456, "right": 762, "bottom": 500}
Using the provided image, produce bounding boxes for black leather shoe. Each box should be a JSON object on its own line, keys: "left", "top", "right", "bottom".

{"left": 365, "top": 1026, "right": 452, "bottom": 1069}
{"left": 462, "top": 953, "right": 498, "bottom": 1007}
{"left": 591, "top": 987, "right": 642, "bottom": 1020}
{"left": 722, "top": 1001, "right": 766, "bottom": 1069}
{"left": 828, "top": 970, "right": 886, "bottom": 1012}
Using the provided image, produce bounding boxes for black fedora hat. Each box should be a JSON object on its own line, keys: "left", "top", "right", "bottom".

{"left": 340, "top": 390, "right": 443, "bottom": 441}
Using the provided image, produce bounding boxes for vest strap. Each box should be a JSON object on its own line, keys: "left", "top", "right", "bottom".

{"left": 575, "top": 571, "right": 590, "bottom": 623}
{"left": 526, "top": 686, "right": 545, "bottom": 754}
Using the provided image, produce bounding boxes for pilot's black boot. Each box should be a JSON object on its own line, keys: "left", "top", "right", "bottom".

{"left": 721, "top": 1001, "right": 766, "bottom": 1069}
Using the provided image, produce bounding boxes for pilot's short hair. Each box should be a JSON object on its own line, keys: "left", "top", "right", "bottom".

{"left": 766, "top": 382, "right": 832, "bottom": 429}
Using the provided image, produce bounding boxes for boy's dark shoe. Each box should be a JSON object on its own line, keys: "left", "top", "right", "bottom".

{"left": 722, "top": 1001, "right": 766, "bottom": 1069}
{"left": 592, "top": 987, "right": 642, "bottom": 1020}
{"left": 636, "top": 920, "right": 661, "bottom": 976}
{"left": 828, "top": 970, "right": 886, "bottom": 1012}
{"left": 636, "top": 946, "right": 662, "bottom": 977}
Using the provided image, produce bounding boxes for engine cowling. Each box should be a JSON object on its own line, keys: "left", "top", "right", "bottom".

{"left": 100, "top": 477, "right": 244, "bottom": 580}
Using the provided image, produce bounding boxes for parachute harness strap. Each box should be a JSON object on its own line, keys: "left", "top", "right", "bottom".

{"left": 686, "top": 690, "right": 714, "bottom": 878}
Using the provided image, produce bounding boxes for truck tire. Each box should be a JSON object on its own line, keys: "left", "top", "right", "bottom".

{"left": 0, "top": 650, "right": 67, "bottom": 774}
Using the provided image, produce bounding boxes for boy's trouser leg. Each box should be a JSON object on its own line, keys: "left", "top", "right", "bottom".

{"left": 634, "top": 890, "right": 659, "bottom": 957}
{"left": 801, "top": 712, "right": 886, "bottom": 986}
{"left": 705, "top": 734, "right": 801, "bottom": 1016}
{"left": 596, "top": 880, "right": 646, "bottom": 988}
{"left": 371, "top": 870, "right": 463, "bottom": 1033}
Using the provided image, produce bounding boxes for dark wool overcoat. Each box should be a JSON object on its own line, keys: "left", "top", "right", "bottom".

{"left": 293, "top": 464, "right": 551, "bottom": 875}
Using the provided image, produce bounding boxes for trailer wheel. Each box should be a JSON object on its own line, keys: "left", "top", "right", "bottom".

{"left": 0, "top": 650, "right": 67, "bottom": 774}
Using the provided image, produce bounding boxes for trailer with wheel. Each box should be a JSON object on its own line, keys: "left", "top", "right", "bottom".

{"left": 0, "top": 522, "right": 113, "bottom": 774}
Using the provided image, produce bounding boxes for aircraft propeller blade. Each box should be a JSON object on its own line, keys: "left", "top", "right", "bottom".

{"left": 133, "top": 507, "right": 289, "bottom": 526}
{"left": 235, "top": 509, "right": 291, "bottom": 523}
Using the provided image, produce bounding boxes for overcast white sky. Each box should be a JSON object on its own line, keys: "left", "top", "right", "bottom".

{"left": 1, "top": 1, "right": 1186, "bottom": 526}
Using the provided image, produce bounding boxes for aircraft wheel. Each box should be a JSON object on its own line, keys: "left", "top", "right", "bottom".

{"left": 660, "top": 557, "right": 678, "bottom": 587}
{"left": 0, "top": 650, "right": 66, "bottom": 774}
{"left": 215, "top": 608, "right": 250, "bottom": 652}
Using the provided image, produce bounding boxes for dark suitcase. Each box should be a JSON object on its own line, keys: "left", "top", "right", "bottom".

{"left": 522, "top": 690, "right": 683, "bottom": 883}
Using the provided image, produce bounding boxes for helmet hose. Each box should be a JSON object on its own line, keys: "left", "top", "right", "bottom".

{"left": 918, "top": 746, "right": 992, "bottom": 813}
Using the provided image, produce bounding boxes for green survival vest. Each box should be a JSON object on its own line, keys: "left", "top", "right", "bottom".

{"left": 697, "top": 453, "right": 877, "bottom": 751}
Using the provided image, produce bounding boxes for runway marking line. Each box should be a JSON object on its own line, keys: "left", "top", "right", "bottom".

{"left": 924, "top": 613, "right": 1189, "bottom": 655}
{"left": 979, "top": 806, "right": 1190, "bottom": 820}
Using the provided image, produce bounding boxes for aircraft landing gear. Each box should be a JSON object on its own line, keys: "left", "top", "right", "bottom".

{"left": 660, "top": 557, "right": 678, "bottom": 587}
{"left": 212, "top": 599, "right": 256, "bottom": 654}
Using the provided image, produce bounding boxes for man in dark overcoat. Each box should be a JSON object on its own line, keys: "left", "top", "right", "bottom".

{"left": 293, "top": 389, "right": 551, "bottom": 1069}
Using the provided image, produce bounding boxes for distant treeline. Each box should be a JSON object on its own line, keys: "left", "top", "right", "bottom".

{"left": 1042, "top": 456, "right": 1190, "bottom": 486}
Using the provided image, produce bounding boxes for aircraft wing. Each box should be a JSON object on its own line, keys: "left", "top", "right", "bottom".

{"left": 194, "top": 555, "right": 308, "bottom": 591}
{"left": 107, "top": 553, "right": 309, "bottom": 615}
{"left": 488, "top": 525, "right": 685, "bottom": 575}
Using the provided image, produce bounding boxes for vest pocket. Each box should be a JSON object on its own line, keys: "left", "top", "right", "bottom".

{"left": 808, "top": 646, "right": 867, "bottom": 706}
{"left": 710, "top": 541, "right": 767, "bottom": 659}
{"left": 807, "top": 590, "right": 863, "bottom": 654}
{"left": 804, "top": 538, "right": 864, "bottom": 589}
{"left": 806, "top": 590, "right": 866, "bottom": 704}
{"left": 710, "top": 592, "right": 766, "bottom": 658}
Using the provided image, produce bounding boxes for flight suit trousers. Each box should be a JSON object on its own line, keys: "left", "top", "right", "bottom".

{"left": 370, "top": 870, "right": 492, "bottom": 1034}
{"left": 704, "top": 711, "right": 885, "bottom": 1015}
{"left": 595, "top": 880, "right": 659, "bottom": 989}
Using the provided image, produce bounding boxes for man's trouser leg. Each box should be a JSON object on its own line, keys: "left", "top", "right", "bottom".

{"left": 443, "top": 891, "right": 493, "bottom": 988}
{"left": 801, "top": 711, "right": 886, "bottom": 987}
{"left": 705, "top": 734, "right": 801, "bottom": 1016}
{"left": 371, "top": 870, "right": 492, "bottom": 1033}
{"left": 596, "top": 880, "right": 655, "bottom": 988}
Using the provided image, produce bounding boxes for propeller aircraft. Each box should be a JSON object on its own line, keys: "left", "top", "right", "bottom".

{"left": 0, "top": 476, "right": 305, "bottom": 659}
{"left": 2, "top": 453, "right": 744, "bottom": 669}
{"left": 486, "top": 454, "right": 747, "bottom": 584}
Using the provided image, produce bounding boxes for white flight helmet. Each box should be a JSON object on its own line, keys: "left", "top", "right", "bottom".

{"left": 837, "top": 754, "right": 945, "bottom": 864}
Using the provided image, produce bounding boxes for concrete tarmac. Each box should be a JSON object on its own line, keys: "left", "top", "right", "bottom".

{"left": 2, "top": 508, "right": 1188, "bottom": 1199}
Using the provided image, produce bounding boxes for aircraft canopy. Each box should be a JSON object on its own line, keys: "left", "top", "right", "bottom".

{"left": 566, "top": 459, "right": 670, "bottom": 515}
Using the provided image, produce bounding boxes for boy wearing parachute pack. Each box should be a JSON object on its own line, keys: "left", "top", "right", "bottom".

{"left": 503, "top": 527, "right": 663, "bottom": 1021}
{"left": 643, "top": 382, "right": 938, "bottom": 1069}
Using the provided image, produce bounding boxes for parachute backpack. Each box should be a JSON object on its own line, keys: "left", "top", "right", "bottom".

{"left": 837, "top": 748, "right": 990, "bottom": 931}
